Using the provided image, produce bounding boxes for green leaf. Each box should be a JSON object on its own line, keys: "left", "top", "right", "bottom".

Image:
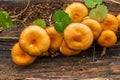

{"left": 54, "top": 22, "right": 66, "bottom": 33}
{"left": 93, "top": 0, "right": 102, "bottom": 5}
{"left": 0, "top": 11, "right": 12, "bottom": 30}
{"left": 84, "top": 0, "right": 96, "bottom": 8}
{"left": 89, "top": 5, "right": 108, "bottom": 22}
{"left": 3, "top": 17, "right": 12, "bottom": 29}
{"left": 53, "top": 10, "right": 71, "bottom": 33}
{"left": 1, "top": 11, "right": 9, "bottom": 18}
{"left": 84, "top": 0, "right": 102, "bottom": 8}
{"left": 32, "top": 19, "right": 46, "bottom": 28}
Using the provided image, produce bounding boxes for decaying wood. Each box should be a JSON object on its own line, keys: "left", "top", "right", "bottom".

{"left": 0, "top": 48, "right": 120, "bottom": 79}
{"left": 0, "top": 0, "right": 120, "bottom": 79}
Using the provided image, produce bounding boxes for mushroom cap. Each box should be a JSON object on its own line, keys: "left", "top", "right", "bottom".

{"left": 46, "top": 26, "right": 63, "bottom": 50}
{"left": 82, "top": 18, "right": 102, "bottom": 40}
{"left": 116, "top": 14, "right": 120, "bottom": 30}
{"left": 19, "top": 25, "right": 50, "bottom": 56}
{"left": 98, "top": 30, "right": 117, "bottom": 47}
{"left": 101, "top": 14, "right": 119, "bottom": 32}
{"left": 11, "top": 43, "right": 36, "bottom": 66}
{"left": 60, "top": 40, "right": 81, "bottom": 56}
{"left": 64, "top": 23, "right": 94, "bottom": 50}
{"left": 65, "top": 2, "right": 88, "bottom": 22}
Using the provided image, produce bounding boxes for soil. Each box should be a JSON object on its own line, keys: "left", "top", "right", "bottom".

{"left": 0, "top": 0, "right": 120, "bottom": 79}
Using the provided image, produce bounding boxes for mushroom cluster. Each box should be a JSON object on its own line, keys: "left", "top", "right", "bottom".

{"left": 11, "top": 2, "right": 119, "bottom": 66}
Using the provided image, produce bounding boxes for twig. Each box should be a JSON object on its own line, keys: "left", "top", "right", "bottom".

{"left": 49, "top": 14, "right": 53, "bottom": 25}
{"left": 12, "top": 19, "right": 25, "bottom": 27}
{"left": 23, "top": 11, "right": 33, "bottom": 23}
{"left": 11, "top": 0, "right": 30, "bottom": 19}
{"left": 109, "top": 0, "right": 120, "bottom": 5}
{"left": 0, "top": 36, "right": 19, "bottom": 40}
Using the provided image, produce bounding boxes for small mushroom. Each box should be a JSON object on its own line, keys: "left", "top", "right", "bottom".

{"left": 82, "top": 18, "right": 102, "bottom": 40}
{"left": 46, "top": 26, "right": 63, "bottom": 51}
{"left": 98, "top": 30, "right": 117, "bottom": 48}
{"left": 19, "top": 25, "right": 50, "bottom": 56}
{"left": 11, "top": 43, "right": 36, "bottom": 66}
{"left": 60, "top": 40, "right": 81, "bottom": 56}
{"left": 64, "top": 23, "right": 94, "bottom": 50}
{"left": 116, "top": 14, "right": 120, "bottom": 30}
{"left": 65, "top": 2, "right": 88, "bottom": 22}
{"left": 101, "top": 13, "right": 119, "bottom": 32}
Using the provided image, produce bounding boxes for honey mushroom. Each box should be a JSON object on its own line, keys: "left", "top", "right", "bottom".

{"left": 98, "top": 30, "right": 117, "bottom": 48}
{"left": 64, "top": 23, "right": 94, "bottom": 50}
{"left": 60, "top": 40, "right": 81, "bottom": 56}
{"left": 46, "top": 26, "right": 63, "bottom": 51}
{"left": 11, "top": 43, "right": 36, "bottom": 66}
{"left": 101, "top": 13, "right": 119, "bottom": 32}
{"left": 19, "top": 25, "right": 50, "bottom": 56}
{"left": 9, "top": 1, "right": 120, "bottom": 66}
{"left": 116, "top": 14, "right": 120, "bottom": 30}
{"left": 65, "top": 2, "right": 88, "bottom": 22}
{"left": 97, "top": 30, "right": 117, "bottom": 57}
{"left": 81, "top": 18, "right": 102, "bottom": 40}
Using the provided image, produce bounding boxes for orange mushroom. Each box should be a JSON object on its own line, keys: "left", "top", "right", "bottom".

{"left": 101, "top": 14, "right": 119, "bottom": 32}
{"left": 11, "top": 43, "right": 36, "bottom": 66}
{"left": 46, "top": 26, "right": 63, "bottom": 50}
{"left": 82, "top": 18, "right": 102, "bottom": 40}
{"left": 19, "top": 25, "right": 50, "bottom": 56}
{"left": 64, "top": 23, "right": 94, "bottom": 50}
{"left": 65, "top": 2, "right": 88, "bottom": 22}
{"left": 60, "top": 40, "right": 81, "bottom": 56}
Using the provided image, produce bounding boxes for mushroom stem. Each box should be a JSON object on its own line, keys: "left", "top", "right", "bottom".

{"left": 101, "top": 47, "right": 107, "bottom": 57}
{"left": 91, "top": 46, "right": 96, "bottom": 62}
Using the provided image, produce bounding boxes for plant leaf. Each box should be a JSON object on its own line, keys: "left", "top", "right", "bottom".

{"left": 89, "top": 5, "right": 108, "bottom": 22}
{"left": 0, "top": 11, "right": 12, "bottom": 30}
{"left": 93, "top": 0, "right": 102, "bottom": 5}
{"left": 54, "top": 21, "right": 67, "bottom": 33}
{"left": 53, "top": 10, "right": 71, "bottom": 33}
{"left": 3, "top": 17, "right": 12, "bottom": 29}
{"left": 84, "top": 0, "right": 102, "bottom": 8}
{"left": 84, "top": 0, "right": 96, "bottom": 8}
{"left": 32, "top": 19, "right": 46, "bottom": 28}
